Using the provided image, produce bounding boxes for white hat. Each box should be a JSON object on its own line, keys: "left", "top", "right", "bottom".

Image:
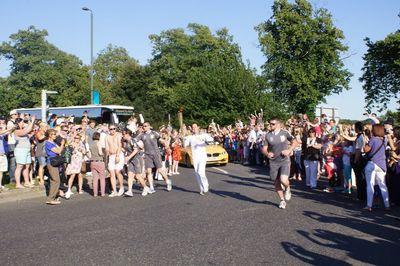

{"left": 9, "top": 110, "right": 17, "bottom": 115}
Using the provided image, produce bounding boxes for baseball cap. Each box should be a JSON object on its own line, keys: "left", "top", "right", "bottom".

{"left": 9, "top": 110, "right": 17, "bottom": 115}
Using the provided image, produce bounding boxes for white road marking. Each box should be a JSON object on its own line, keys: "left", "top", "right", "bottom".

{"left": 211, "top": 167, "right": 228, "bottom": 174}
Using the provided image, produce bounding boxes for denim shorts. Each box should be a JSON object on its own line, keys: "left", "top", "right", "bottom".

{"left": 36, "top": 156, "right": 47, "bottom": 167}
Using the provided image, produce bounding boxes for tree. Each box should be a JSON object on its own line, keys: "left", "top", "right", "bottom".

{"left": 147, "top": 23, "right": 280, "bottom": 126}
{"left": 93, "top": 44, "right": 140, "bottom": 105}
{"left": 0, "top": 26, "right": 89, "bottom": 110}
{"left": 256, "top": 0, "right": 352, "bottom": 115}
{"left": 360, "top": 31, "right": 400, "bottom": 112}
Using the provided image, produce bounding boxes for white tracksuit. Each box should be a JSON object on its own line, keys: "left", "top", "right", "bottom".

{"left": 185, "top": 134, "right": 211, "bottom": 192}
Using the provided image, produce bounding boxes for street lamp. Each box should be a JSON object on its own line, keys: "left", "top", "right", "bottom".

{"left": 82, "top": 7, "right": 94, "bottom": 104}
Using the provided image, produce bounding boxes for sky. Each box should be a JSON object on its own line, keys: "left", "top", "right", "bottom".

{"left": 0, "top": 0, "right": 399, "bottom": 120}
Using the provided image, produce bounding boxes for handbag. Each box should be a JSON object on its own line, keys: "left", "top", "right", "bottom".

{"left": 50, "top": 155, "right": 65, "bottom": 167}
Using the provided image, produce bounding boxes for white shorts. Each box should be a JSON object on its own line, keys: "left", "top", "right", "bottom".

{"left": 108, "top": 153, "right": 124, "bottom": 171}
{"left": 0, "top": 155, "right": 8, "bottom": 172}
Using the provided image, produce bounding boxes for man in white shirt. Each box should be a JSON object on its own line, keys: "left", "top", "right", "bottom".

{"left": 7, "top": 110, "right": 18, "bottom": 182}
{"left": 185, "top": 123, "right": 212, "bottom": 195}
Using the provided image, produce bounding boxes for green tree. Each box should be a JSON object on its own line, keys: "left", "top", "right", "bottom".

{"left": 360, "top": 31, "right": 400, "bottom": 112}
{"left": 93, "top": 44, "right": 140, "bottom": 105}
{"left": 0, "top": 26, "right": 89, "bottom": 109}
{"left": 147, "top": 23, "right": 280, "bottom": 126}
{"left": 256, "top": 0, "right": 352, "bottom": 115}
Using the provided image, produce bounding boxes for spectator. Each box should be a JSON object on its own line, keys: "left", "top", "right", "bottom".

{"left": 65, "top": 134, "right": 86, "bottom": 199}
{"left": 0, "top": 120, "right": 14, "bottom": 191}
{"left": 45, "top": 129, "right": 65, "bottom": 205}
{"left": 363, "top": 124, "right": 389, "bottom": 211}
{"left": 35, "top": 122, "right": 48, "bottom": 185}
{"left": 304, "top": 127, "right": 322, "bottom": 189}
{"left": 14, "top": 117, "right": 35, "bottom": 188}
{"left": 7, "top": 110, "right": 18, "bottom": 182}
{"left": 89, "top": 132, "right": 106, "bottom": 197}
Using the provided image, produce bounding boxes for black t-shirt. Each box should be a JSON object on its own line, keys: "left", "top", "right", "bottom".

{"left": 304, "top": 137, "right": 322, "bottom": 161}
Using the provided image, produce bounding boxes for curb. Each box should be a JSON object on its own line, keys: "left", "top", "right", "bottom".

{"left": 0, "top": 187, "right": 46, "bottom": 204}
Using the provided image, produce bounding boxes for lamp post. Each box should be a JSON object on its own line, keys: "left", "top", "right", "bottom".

{"left": 82, "top": 7, "right": 94, "bottom": 104}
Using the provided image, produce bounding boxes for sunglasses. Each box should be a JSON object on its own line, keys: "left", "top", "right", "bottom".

{"left": 269, "top": 123, "right": 276, "bottom": 126}
{"left": 109, "top": 128, "right": 116, "bottom": 131}
{"left": 76, "top": 128, "right": 82, "bottom": 131}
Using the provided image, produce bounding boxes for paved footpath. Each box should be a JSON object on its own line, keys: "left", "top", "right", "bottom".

{"left": 0, "top": 164, "right": 399, "bottom": 265}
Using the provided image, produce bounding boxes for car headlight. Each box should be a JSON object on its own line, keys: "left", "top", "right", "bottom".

{"left": 221, "top": 151, "right": 227, "bottom": 155}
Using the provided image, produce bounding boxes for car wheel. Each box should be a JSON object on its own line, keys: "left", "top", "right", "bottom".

{"left": 220, "top": 163, "right": 227, "bottom": 166}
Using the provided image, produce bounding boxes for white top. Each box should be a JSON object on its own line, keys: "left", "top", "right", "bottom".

{"left": 99, "top": 132, "right": 107, "bottom": 149}
{"left": 184, "top": 134, "right": 213, "bottom": 160}
{"left": 6, "top": 121, "right": 16, "bottom": 145}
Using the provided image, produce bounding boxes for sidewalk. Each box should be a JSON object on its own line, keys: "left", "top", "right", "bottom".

{"left": 0, "top": 185, "right": 46, "bottom": 204}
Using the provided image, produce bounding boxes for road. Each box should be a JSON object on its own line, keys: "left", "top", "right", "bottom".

{"left": 0, "top": 163, "right": 399, "bottom": 265}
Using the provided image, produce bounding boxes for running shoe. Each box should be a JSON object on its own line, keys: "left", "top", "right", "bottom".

{"left": 284, "top": 187, "right": 292, "bottom": 201}
{"left": 117, "top": 188, "right": 125, "bottom": 196}
{"left": 124, "top": 191, "right": 133, "bottom": 197}
{"left": 141, "top": 187, "right": 150, "bottom": 196}
{"left": 108, "top": 191, "right": 118, "bottom": 197}
{"left": 279, "top": 200, "right": 286, "bottom": 209}
{"left": 166, "top": 180, "right": 172, "bottom": 191}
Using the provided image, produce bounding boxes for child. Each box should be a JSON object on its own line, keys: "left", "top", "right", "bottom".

{"left": 171, "top": 137, "right": 182, "bottom": 175}
{"left": 342, "top": 140, "right": 354, "bottom": 194}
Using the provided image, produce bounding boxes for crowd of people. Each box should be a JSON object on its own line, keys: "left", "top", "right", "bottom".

{"left": 0, "top": 109, "right": 399, "bottom": 210}
{"left": 209, "top": 112, "right": 400, "bottom": 210}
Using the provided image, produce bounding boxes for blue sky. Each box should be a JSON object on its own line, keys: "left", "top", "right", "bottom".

{"left": 1, "top": 0, "right": 399, "bottom": 119}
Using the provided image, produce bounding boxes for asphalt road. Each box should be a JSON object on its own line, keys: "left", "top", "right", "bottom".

{"left": 0, "top": 163, "right": 399, "bottom": 266}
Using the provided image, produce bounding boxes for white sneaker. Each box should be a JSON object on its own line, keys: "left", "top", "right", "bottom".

{"left": 200, "top": 191, "right": 205, "bottom": 196}
{"left": 284, "top": 188, "right": 292, "bottom": 201}
{"left": 141, "top": 187, "right": 150, "bottom": 196}
{"left": 108, "top": 191, "right": 118, "bottom": 197}
{"left": 167, "top": 172, "right": 172, "bottom": 176}
{"left": 117, "top": 188, "right": 125, "bottom": 196}
{"left": 44, "top": 175, "right": 49, "bottom": 181}
{"left": 149, "top": 187, "right": 156, "bottom": 194}
{"left": 65, "top": 190, "right": 72, "bottom": 199}
{"left": 279, "top": 200, "right": 286, "bottom": 209}
{"left": 166, "top": 180, "right": 172, "bottom": 191}
{"left": 203, "top": 185, "right": 209, "bottom": 193}
{"left": 124, "top": 191, "right": 133, "bottom": 197}
{"left": 175, "top": 172, "right": 180, "bottom": 175}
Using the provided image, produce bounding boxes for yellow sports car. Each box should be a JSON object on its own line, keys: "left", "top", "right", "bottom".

{"left": 180, "top": 140, "right": 229, "bottom": 167}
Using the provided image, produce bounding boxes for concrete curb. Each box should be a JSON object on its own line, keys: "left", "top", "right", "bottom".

{"left": 0, "top": 187, "right": 46, "bottom": 204}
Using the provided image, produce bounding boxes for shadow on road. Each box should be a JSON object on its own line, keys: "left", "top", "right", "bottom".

{"left": 218, "top": 164, "right": 400, "bottom": 265}
{"left": 210, "top": 188, "right": 276, "bottom": 206}
{"left": 284, "top": 212, "right": 400, "bottom": 265}
{"left": 281, "top": 241, "right": 352, "bottom": 266}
